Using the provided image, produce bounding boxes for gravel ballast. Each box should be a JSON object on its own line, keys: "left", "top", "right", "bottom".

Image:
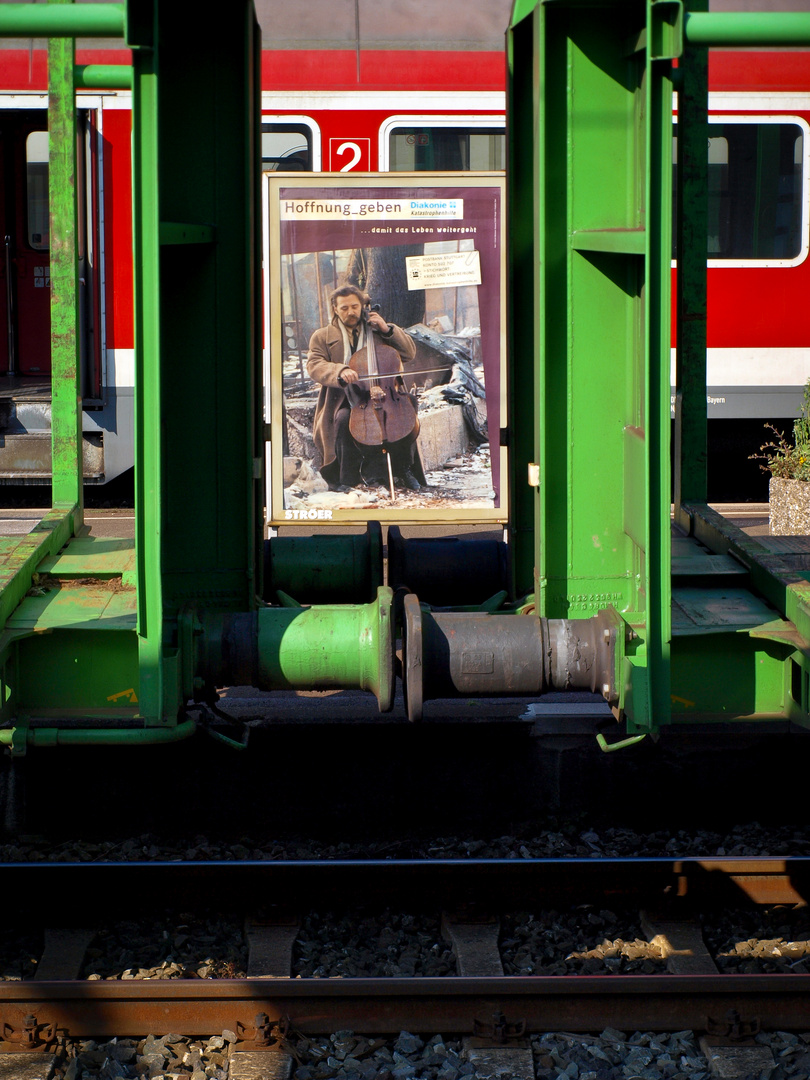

{"left": 40, "top": 1028, "right": 810, "bottom": 1080}
{"left": 293, "top": 910, "right": 456, "bottom": 978}
{"left": 56, "top": 1033, "right": 232, "bottom": 1080}
{"left": 3, "top": 820, "right": 810, "bottom": 863}
{"left": 44, "top": 1028, "right": 810, "bottom": 1080}
{"left": 81, "top": 912, "right": 247, "bottom": 981}
{"left": 280, "top": 1028, "right": 810, "bottom": 1080}
{"left": 0, "top": 925, "right": 40, "bottom": 979}
{"left": 500, "top": 908, "right": 666, "bottom": 976}
{"left": 0, "top": 901, "right": 801, "bottom": 982}
{"left": 702, "top": 906, "right": 810, "bottom": 974}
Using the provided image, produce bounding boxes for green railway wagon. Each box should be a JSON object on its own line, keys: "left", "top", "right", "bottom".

{"left": 0, "top": 0, "right": 808, "bottom": 776}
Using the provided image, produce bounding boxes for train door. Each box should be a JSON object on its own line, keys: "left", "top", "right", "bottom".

{"left": 1, "top": 111, "right": 50, "bottom": 379}
{"left": 0, "top": 107, "right": 101, "bottom": 395}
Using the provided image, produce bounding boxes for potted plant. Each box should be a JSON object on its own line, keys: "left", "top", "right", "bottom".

{"left": 752, "top": 379, "right": 810, "bottom": 535}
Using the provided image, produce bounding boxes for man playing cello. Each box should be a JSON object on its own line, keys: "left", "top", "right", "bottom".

{"left": 306, "top": 284, "right": 426, "bottom": 492}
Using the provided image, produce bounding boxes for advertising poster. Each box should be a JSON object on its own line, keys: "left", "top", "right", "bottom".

{"left": 265, "top": 175, "right": 506, "bottom": 525}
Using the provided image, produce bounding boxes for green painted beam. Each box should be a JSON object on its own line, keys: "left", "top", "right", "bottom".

{"left": 0, "top": 3, "right": 124, "bottom": 36}
{"left": 673, "top": 2, "right": 708, "bottom": 517}
{"left": 48, "top": 5, "right": 84, "bottom": 517}
{"left": 510, "top": 0, "right": 538, "bottom": 29}
{"left": 131, "top": 8, "right": 165, "bottom": 725}
{"left": 74, "top": 65, "right": 132, "bottom": 90}
{"left": 685, "top": 12, "right": 810, "bottom": 47}
{"left": 0, "top": 721, "right": 196, "bottom": 750}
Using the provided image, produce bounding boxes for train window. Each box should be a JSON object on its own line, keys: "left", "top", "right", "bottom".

{"left": 262, "top": 123, "right": 313, "bottom": 171}
{"left": 706, "top": 135, "right": 729, "bottom": 255}
{"left": 674, "top": 119, "right": 805, "bottom": 263}
{"left": 388, "top": 127, "right": 505, "bottom": 171}
{"left": 26, "top": 130, "right": 49, "bottom": 250}
{"left": 709, "top": 122, "right": 802, "bottom": 260}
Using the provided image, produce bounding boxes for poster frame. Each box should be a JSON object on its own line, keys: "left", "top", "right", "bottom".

{"left": 264, "top": 172, "right": 507, "bottom": 527}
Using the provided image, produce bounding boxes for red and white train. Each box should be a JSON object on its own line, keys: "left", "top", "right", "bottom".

{"left": 0, "top": 29, "right": 807, "bottom": 498}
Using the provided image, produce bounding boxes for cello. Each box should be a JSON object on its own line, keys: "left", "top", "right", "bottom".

{"left": 345, "top": 305, "right": 420, "bottom": 488}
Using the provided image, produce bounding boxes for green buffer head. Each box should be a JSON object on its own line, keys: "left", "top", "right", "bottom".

{"left": 256, "top": 585, "right": 395, "bottom": 712}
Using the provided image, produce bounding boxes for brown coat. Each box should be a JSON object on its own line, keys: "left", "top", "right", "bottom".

{"left": 306, "top": 319, "right": 416, "bottom": 478}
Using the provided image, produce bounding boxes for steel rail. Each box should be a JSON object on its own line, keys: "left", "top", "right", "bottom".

{"left": 1, "top": 975, "right": 810, "bottom": 1039}
{"left": 1, "top": 857, "right": 807, "bottom": 913}
{"left": 2, "top": 859, "right": 808, "bottom": 1043}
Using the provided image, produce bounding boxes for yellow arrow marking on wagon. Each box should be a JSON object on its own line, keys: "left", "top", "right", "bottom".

{"left": 107, "top": 688, "right": 138, "bottom": 703}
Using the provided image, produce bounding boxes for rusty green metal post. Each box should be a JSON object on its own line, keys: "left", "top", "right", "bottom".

{"left": 48, "top": 0, "right": 83, "bottom": 516}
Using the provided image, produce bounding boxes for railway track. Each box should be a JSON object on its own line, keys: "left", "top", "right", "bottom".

{"left": 3, "top": 971, "right": 810, "bottom": 1038}
{"left": 1, "top": 858, "right": 809, "bottom": 1066}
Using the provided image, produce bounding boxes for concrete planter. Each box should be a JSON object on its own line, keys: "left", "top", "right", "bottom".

{"left": 770, "top": 476, "right": 810, "bottom": 535}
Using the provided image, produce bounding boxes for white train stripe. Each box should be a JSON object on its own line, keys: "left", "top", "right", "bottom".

{"left": 671, "top": 348, "right": 810, "bottom": 387}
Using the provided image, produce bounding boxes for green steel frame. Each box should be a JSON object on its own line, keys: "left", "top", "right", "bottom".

{"left": 129, "top": 0, "right": 263, "bottom": 726}
{"left": 507, "top": 0, "right": 810, "bottom": 738}
{"left": 507, "top": 0, "right": 677, "bottom": 731}
{"left": 0, "top": 0, "right": 266, "bottom": 750}
{"left": 0, "top": 0, "right": 398, "bottom": 752}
